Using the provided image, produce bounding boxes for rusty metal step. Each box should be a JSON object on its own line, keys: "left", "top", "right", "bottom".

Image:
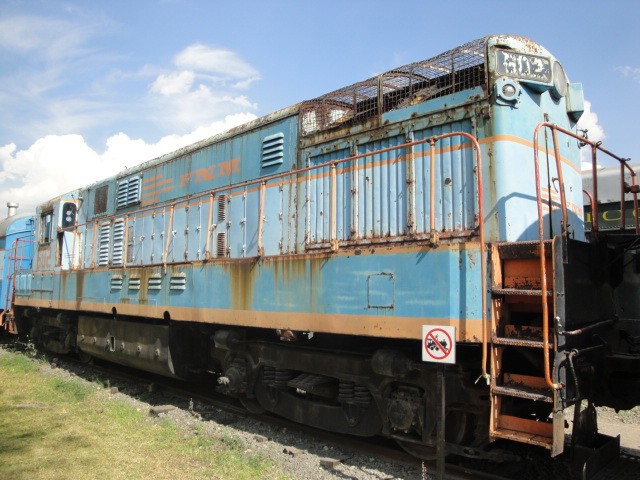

{"left": 492, "top": 385, "right": 552, "bottom": 402}
{"left": 492, "top": 373, "right": 553, "bottom": 403}
{"left": 492, "top": 287, "right": 552, "bottom": 297}
{"left": 495, "top": 240, "right": 553, "bottom": 260}
{"left": 492, "top": 335, "right": 548, "bottom": 348}
{"left": 502, "top": 324, "right": 553, "bottom": 342}
{"left": 491, "top": 414, "right": 553, "bottom": 449}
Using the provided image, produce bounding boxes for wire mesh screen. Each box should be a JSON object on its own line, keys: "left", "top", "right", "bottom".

{"left": 300, "top": 37, "right": 487, "bottom": 136}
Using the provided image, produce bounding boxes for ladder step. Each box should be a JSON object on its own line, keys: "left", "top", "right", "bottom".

{"left": 492, "top": 335, "right": 550, "bottom": 348}
{"left": 492, "top": 385, "right": 553, "bottom": 403}
{"left": 495, "top": 240, "right": 553, "bottom": 259}
{"left": 492, "top": 414, "right": 553, "bottom": 449}
{"left": 504, "top": 324, "right": 553, "bottom": 343}
{"left": 504, "top": 372, "right": 549, "bottom": 390}
{"left": 491, "top": 428, "right": 553, "bottom": 450}
{"left": 492, "top": 287, "right": 552, "bottom": 297}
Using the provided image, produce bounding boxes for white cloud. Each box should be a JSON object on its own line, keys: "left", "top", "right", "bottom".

{"left": 174, "top": 44, "right": 259, "bottom": 80}
{"left": 146, "top": 43, "right": 261, "bottom": 132}
{"left": 616, "top": 66, "right": 640, "bottom": 83}
{"left": 150, "top": 71, "right": 195, "bottom": 95}
{"left": 0, "top": 113, "right": 256, "bottom": 215}
{"left": 0, "top": 15, "right": 92, "bottom": 60}
{"left": 577, "top": 101, "right": 606, "bottom": 170}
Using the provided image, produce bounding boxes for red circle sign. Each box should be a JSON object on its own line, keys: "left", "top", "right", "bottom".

{"left": 424, "top": 328, "right": 453, "bottom": 360}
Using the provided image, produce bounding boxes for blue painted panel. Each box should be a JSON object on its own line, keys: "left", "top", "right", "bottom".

{"left": 56, "top": 245, "right": 483, "bottom": 325}
{"left": 413, "top": 121, "right": 475, "bottom": 233}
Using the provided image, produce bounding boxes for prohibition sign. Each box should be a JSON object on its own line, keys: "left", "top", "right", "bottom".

{"left": 422, "top": 326, "right": 456, "bottom": 364}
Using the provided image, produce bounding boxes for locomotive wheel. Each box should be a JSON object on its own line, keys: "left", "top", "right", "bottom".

{"left": 395, "top": 440, "right": 437, "bottom": 460}
{"left": 240, "top": 397, "right": 266, "bottom": 414}
{"left": 77, "top": 350, "right": 93, "bottom": 364}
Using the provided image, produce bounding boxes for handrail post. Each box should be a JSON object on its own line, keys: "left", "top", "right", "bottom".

{"left": 330, "top": 163, "right": 338, "bottom": 251}
{"left": 204, "top": 192, "right": 215, "bottom": 260}
{"left": 533, "top": 123, "right": 563, "bottom": 391}
{"left": 550, "top": 126, "right": 568, "bottom": 237}
{"left": 163, "top": 205, "right": 175, "bottom": 273}
{"left": 632, "top": 172, "right": 640, "bottom": 235}
{"left": 583, "top": 190, "right": 597, "bottom": 233}
{"left": 429, "top": 138, "right": 437, "bottom": 244}
{"left": 257, "top": 181, "right": 266, "bottom": 256}
{"left": 620, "top": 163, "right": 626, "bottom": 232}
{"left": 590, "top": 145, "right": 599, "bottom": 231}
{"left": 90, "top": 221, "right": 98, "bottom": 268}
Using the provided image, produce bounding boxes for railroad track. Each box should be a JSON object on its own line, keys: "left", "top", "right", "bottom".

{"left": 4, "top": 339, "right": 639, "bottom": 480}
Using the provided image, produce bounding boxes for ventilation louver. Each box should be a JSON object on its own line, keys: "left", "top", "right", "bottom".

{"left": 116, "top": 176, "right": 141, "bottom": 209}
{"left": 261, "top": 133, "right": 285, "bottom": 168}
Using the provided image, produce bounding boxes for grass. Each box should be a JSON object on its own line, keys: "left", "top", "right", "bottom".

{"left": 0, "top": 350, "right": 286, "bottom": 480}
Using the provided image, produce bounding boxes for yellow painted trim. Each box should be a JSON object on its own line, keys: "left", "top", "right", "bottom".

{"left": 15, "top": 297, "right": 484, "bottom": 343}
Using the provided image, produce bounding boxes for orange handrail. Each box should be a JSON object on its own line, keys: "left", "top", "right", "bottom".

{"left": 533, "top": 122, "right": 638, "bottom": 390}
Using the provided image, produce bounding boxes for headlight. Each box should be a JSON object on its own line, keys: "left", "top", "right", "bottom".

{"left": 552, "top": 61, "right": 568, "bottom": 98}
{"left": 495, "top": 77, "right": 521, "bottom": 106}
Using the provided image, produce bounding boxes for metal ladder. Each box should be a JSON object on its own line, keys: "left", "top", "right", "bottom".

{"left": 489, "top": 238, "right": 564, "bottom": 455}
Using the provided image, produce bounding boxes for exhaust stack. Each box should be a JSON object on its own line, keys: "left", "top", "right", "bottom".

{"left": 6, "top": 202, "right": 18, "bottom": 217}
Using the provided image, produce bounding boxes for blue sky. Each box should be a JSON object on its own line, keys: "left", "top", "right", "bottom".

{"left": 1, "top": 0, "right": 639, "bottom": 212}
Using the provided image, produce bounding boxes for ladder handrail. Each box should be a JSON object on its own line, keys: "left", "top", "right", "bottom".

{"left": 532, "top": 122, "right": 638, "bottom": 390}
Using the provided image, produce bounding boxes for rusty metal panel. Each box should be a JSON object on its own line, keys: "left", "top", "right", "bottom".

{"left": 300, "top": 37, "right": 486, "bottom": 136}
{"left": 355, "top": 135, "right": 407, "bottom": 239}
{"left": 413, "top": 120, "right": 476, "bottom": 233}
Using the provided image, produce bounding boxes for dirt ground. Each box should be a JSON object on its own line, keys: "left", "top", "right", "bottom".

{"left": 596, "top": 406, "right": 640, "bottom": 451}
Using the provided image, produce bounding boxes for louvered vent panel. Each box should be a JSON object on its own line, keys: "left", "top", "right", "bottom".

{"left": 116, "top": 176, "right": 141, "bottom": 209}
{"left": 98, "top": 223, "right": 111, "bottom": 266}
{"left": 148, "top": 275, "right": 162, "bottom": 290}
{"left": 128, "top": 277, "right": 141, "bottom": 290}
{"left": 170, "top": 273, "right": 187, "bottom": 291}
{"left": 127, "top": 176, "right": 140, "bottom": 204}
{"left": 112, "top": 219, "right": 125, "bottom": 266}
{"left": 218, "top": 195, "right": 227, "bottom": 221}
{"left": 262, "top": 133, "right": 285, "bottom": 167}
{"left": 110, "top": 275, "right": 123, "bottom": 290}
{"left": 217, "top": 232, "right": 227, "bottom": 257}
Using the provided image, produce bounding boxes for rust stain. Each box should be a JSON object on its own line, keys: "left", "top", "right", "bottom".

{"left": 225, "top": 259, "right": 257, "bottom": 311}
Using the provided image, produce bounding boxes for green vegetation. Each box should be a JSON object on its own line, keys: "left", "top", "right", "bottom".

{"left": 0, "top": 350, "right": 286, "bottom": 480}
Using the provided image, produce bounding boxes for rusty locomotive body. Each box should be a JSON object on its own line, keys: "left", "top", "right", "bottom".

{"left": 3, "top": 35, "right": 640, "bottom": 473}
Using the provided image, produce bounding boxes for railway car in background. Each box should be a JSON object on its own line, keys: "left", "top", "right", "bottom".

{"left": 4, "top": 34, "right": 640, "bottom": 477}
{"left": 0, "top": 203, "right": 34, "bottom": 328}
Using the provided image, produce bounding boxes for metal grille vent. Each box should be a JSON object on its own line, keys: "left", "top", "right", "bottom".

{"left": 148, "top": 275, "right": 162, "bottom": 291}
{"left": 262, "top": 133, "right": 285, "bottom": 167}
{"left": 300, "top": 37, "right": 486, "bottom": 135}
{"left": 216, "top": 232, "right": 227, "bottom": 257}
{"left": 112, "top": 219, "right": 125, "bottom": 266}
{"left": 128, "top": 277, "right": 141, "bottom": 290}
{"left": 116, "top": 176, "right": 141, "bottom": 209}
{"left": 93, "top": 185, "right": 109, "bottom": 216}
{"left": 170, "top": 273, "right": 187, "bottom": 291}
{"left": 98, "top": 222, "right": 111, "bottom": 266}
{"left": 218, "top": 195, "right": 227, "bottom": 222}
{"left": 110, "top": 275, "right": 123, "bottom": 290}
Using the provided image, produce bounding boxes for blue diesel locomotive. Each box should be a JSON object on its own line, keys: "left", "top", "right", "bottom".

{"left": 3, "top": 35, "right": 639, "bottom": 472}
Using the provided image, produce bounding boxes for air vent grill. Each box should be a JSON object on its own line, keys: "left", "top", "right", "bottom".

{"left": 217, "top": 232, "right": 227, "bottom": 257}
{"left": 112, "top": 219, "right": 125, "bottom": 266}
{"left": 98, "top": 222, "right": 111, "bottom": 266}
{"left": 262, "top": 133, "right": 285, "bottom": 167}
{"left": 116, "top": 176, "right": 141, "bottom": 209}
{"left": 110, "top": 275, "right": 123, "bottom": 290}
{"left": 218, "top": 194, "right": 227, "bottom": 222}
{"left": 170, "top": 273, "right": 187, "bottom": 291}
{"left": 128, "top": 277, "right": 141, "bottom": 290}
{"left": 148, "top": 275, "right": 162, "bottom": 291}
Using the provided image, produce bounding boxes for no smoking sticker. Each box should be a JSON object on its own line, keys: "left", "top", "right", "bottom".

{"left": 422, "top": 326, "right": 456, "bottom": 364}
